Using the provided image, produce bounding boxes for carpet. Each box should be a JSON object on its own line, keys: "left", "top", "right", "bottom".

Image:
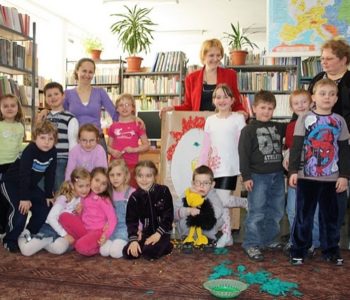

{"left": 1, "top": 244, "right": 349, "bottom": 299}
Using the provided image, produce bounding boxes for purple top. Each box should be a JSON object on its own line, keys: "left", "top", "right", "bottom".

{"left": 64, "top": 87, "right": 119, "bottom": 132}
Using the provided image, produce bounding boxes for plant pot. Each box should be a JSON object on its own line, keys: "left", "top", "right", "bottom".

{"left": 230, "top": 50, "right": 248, "bottom": 65}
{"left": 90, "top": 49, "right": 102, "bottom": 60}
{"left": 126, "top": 56, "right": 143, "bottom": 72}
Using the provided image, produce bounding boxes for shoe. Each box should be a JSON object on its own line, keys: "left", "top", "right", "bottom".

{"left": 324, "top": 254, "right": 344, "bottom": 266}
{"left": 3, "top": 242, "right": 20, "bottom": 253}
{"left": 181, "top": 242, "right": 193, "bottom": 254}
{"left": 263, "top": 241, "right": 284, "bottom": 251}
{"left": 202, "top": 239, "right": 216, "bottom": 253}
{"left": 307, "top": 245, "right": 317, "bottom": 258}
{"left": 216, "top": 234, "right": 233, "bottom": 248}
{"left": 244, "top": 246, "right": 264, "bottom": 262}
{"left": 283, "top": 242, "right": 291, "bottom": 257}
{"left": 290, "top": 257, "right": 304, "bottom": 265}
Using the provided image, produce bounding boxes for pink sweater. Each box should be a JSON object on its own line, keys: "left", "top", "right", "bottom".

{"left": 81, "top": 192, "right": 117, "bottom": 238}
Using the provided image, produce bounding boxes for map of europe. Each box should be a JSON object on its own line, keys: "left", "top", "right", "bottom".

{"left": 268, "top": 0, "right": 350, "bottom": 55}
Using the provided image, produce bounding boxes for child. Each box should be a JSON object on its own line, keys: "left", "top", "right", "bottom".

{"left": 1, "top": 120, "right": 57, "bottom": 252}
{"left": 59, "top": 167, "right": 116, "bottom": 256}
{"left": 289, "top": 78, "right": 350, "bottom": 266}
{"left": 65, "top": 123, "right": 107, "bottom": 180}
{"left": 123, "top": 160, "right": 173, "bottom": 260}
{"left": 18, "top": 167, "right": 91, "bottom": 256}
{"left": 174, "top": 165, "right": 224, "bottom": 254}
{"left": 100, "top": 159, "right": 135, "bottom": 258}
{"left": 107, "top": 93, "right": 149, "bottom": 186}
{"left": 238, "top": 90, "right": 286, "bottom": 262}
{"left": 37, "top": 82, "right": 79, "bottom": 191}
{"left": 199, "top": 84, "right": 247, "bottom": 248}
{"left": 0, "top": 94, "right": 25, "bottom": 235}
{"left": 283, "top": 89, "right": 320, "bottom": 256}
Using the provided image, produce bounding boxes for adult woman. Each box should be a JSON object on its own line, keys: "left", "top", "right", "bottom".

{"left": 64, "top": 58, "right": 118, "bottom": 150}
{"left": 308, "top": 38, "right": 350, "bottom": 249}
{"left": 161, "top": 39, "right": 247, "bottom": 116}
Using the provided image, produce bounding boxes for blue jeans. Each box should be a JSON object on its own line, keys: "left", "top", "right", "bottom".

{"left": 286, "top": 186, "right": 320, "bottom": 248}
{"left": 55, "top": 158, "right": 68, "bottom": 192}
{"left": 110, "top": 200, "right": 128, "bottom": 241}
{"left": 242, "top": 171, "right": 285, "bottom": 249}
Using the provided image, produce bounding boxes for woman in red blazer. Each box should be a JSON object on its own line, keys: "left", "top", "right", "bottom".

{"left": 161, "top": 39, "right": 247, "bottom": 117}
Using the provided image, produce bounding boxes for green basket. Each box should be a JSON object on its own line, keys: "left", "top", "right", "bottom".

{"left": 203, "top": 279, "right": 248, "bottom": 299}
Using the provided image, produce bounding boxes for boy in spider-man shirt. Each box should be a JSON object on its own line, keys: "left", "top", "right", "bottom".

{"left": 289, "top": 78, "right": 350, "bottom": 266}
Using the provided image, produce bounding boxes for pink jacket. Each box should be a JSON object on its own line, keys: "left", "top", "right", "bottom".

{"left": 81, "top": 192, "right": 117, "bottom": 238}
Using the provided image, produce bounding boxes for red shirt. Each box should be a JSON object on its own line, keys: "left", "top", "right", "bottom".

{"left": 174, "top": 66, "right": 245, "bottom": 112}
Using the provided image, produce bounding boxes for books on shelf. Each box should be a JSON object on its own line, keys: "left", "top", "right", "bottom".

{"left": 242, "top": 93, "right": 291, "bottom": 118}
{"left": 123, "top": 75, "right": 181, "bottom": 95}
{"left": 151, "top": 51, "right": 186, "bottom": 72}
{"left": 237, "top": 70, "right": 298, "bottom": 92}
{"left": 135, "top": 96, "right": 181, "bottom": 111}
{"left": 301, "top": 57, "right": 321, "bottom": 78}
{"left": 0, "top": 4, "right": 31, "bottom": 36}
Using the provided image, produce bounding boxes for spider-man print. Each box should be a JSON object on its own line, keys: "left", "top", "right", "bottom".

{"left": 303, "top": 115, "right": 341, "bottom": 177}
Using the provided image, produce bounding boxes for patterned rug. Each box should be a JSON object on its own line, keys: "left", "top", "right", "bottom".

{"left": 1, "top": 244, "right": 349, "bottom": 299}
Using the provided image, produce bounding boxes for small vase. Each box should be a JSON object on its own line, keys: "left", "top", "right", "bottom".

{"left": 230, "top": 50, "right": 248, "bottom": 66}
{"left": 126, "top": 56, "right": 143, "bottom": 72}
{"left": 90, "top": 49, "right": 102, "bottom": 60}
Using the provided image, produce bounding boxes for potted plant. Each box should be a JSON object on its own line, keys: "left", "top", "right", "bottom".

{"left": 83, "top": 37, "right": 104, "bottom": 60}
{"left": 223, "top": 22, "right": 258, "bottom": 65}
{"left": 110, "top": 5, "right": 157, "bottom": 72}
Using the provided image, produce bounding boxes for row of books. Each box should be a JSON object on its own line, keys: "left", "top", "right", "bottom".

{"left": 0, "top": 39, "right": 29, "bottom": 70}
{"left": 151, "top": 51, "right": 186, "bottom": 72}
{"left": 0, "top": 5, "right": 31, "bottom": 36}
{"left": 301, "top": 57, "right": 321, "bottom": 78}
{"left": 66, "top": 66, "right": 121, "bottom": 85}
{"left": 123, "top": 75, "right": 182, "bottom": 95}
{"left": 242, "top": 93, "right": 292, "bottom": 118}
{"left": 237, "top": 71, "right": 298, "bottom": 92}
{"left": 0, "top": 75, "right": 39, "bottom": 106}
{"left": 135, "top": 96, "right": 182, "bottom": 111}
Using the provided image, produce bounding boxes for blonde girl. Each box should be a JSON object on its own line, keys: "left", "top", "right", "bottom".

{"left": 59, "top": 167, "right": 116, "bottom": 256}
{"left": 100, "top": 159, "right": 136, "bottom": 258}
{"left": 107, "top": 93, "right": 149, "bottom": 186}
{"left": 0, "top": 94, "right": 25, "bottom": 234}
{"left": 199, "top": 84, "right": 247, "bottom": 248}
{"left": 18, "top": 167, "right": 91, "bottom": 256}
{"left": 123, "top": 160, "right": 173, "bottom": 260}
{"left": 65, "top": 123, "right": 107, "bottom": 180}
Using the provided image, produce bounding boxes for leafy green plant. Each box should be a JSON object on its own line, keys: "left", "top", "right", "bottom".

{"left": 223, "top": 22, "right": 258, "bottom": 51}
{"left": 110, "top": 5, "right": 157, "bottom": 56}
{"left": 83, "top": 37, "right": 103, "bottom": 53}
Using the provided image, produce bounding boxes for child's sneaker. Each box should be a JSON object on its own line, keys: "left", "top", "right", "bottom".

{"left": 324, "top": 254, "right": 344, "bottom": 266}
{"left": 202, "top": 239, "right": 216, "bottom": 253}
{"left": 181, "top": 242, "right": 193, "bottom": 254}
{"left": 244, "top": 246, "right": 264, "bottom": 261}
{"left": 265, "top": 241, "right": 284, "bottom": 251}
{"left": 290, "top": 257, "right": 304, "bottom": 265}
{"left": 307, "top": 245, "right": 317, "bottom": 258}
{"left": 3, "top": 242, "right": 19, "bottom": 253}
{"left": 216, "top": 234, "right": 233, "bottom": 248}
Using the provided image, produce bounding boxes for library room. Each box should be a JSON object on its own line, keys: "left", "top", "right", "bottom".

{"left": 1, "top": 0, "right": 350, "bottom": 298}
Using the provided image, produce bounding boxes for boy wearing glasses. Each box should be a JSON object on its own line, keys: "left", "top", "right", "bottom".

{"left": 36, "top": 82, "right": 79, "bottom": 192}
{"left": 174, "top": 165, "right": 224, "bottom": 254}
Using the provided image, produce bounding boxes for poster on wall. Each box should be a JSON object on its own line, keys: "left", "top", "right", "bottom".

{"left": 267, "top": 0, "right": 350, "bottom": 57}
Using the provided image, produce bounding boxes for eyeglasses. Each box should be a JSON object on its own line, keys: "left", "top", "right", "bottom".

{"left": 117, "top": 103, "right": 132, "bottom": 108}
{"left": 193, "top": 180, "right": 212, "bottom": 187}
{"left": 80, "top": 139, "right": 97, "bottom": 144}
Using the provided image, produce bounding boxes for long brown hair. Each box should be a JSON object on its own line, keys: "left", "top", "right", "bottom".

{"left": 0, "top": 94, "right": 24, "bottom": 124}
{"left": 90, "top": 167, "right": 112, "bottom": 203}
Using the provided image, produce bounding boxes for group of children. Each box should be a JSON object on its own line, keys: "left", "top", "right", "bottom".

{"left": 0, "top": 77, "right": 348, "bottom": 266}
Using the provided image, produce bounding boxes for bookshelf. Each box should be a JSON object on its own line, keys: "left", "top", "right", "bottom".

{"left": 0, "top": 20, "right": 37, "bottom": 137}
{"left": 65, "top": 58, "right": 124, "bottom": 102}
{"left": 227, "top": 64, "right": 299, "bottom": 118}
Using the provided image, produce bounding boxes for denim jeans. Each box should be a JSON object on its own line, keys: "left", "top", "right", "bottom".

{"left": 242, "top": 171, "right": 285, "bottom": 249}
{"left": 286, "top": 186, "right": 320, "bottom": 248}
{"left": 110, "top": 200, "right": 128, "bottom": 241}
{"left": 55, "top": 158, "right": 68, "bottom": 192}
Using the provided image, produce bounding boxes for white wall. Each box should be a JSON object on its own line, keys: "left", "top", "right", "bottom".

{"left": 3, "top": 0, "right": 267, "bottom": 82}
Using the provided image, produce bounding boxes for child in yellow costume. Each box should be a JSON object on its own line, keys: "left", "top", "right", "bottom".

{"left": 174, "top": 166, "right": 224, "bottom": 254}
